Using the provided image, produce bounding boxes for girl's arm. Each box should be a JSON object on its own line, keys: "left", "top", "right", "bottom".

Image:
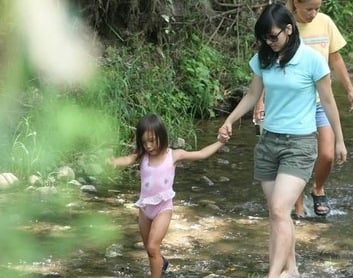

{"left": 316, "top": 74, "right": 347, "bottom": 165}
{"left": 173, "top": 141, "right": 225, "bottom": 163}
{"left": 107, "top": 153, "right": 138, "bottom": 168}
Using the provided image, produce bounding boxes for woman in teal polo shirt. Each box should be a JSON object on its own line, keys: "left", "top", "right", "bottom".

{"left": 218, "top": 3, "right": 346, "bottom": 278}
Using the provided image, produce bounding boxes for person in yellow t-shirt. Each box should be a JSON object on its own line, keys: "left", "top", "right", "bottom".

{"left": 288, "top": 0, "right": 353, "bottom": 218}
{"left": 253, "top": 0, "right": 353, "bottom": 218}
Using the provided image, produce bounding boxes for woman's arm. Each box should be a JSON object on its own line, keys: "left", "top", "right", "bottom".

{"left": 253, "top": 90, "right": 265, "bottom": 123}
{"left": 220, "top": 74, "right": 264, "bottom": 137}
{"left": 329, "top": 51, "right": 353, "bottom": 111}
{"left": 316, "top": 74, "right": 347, "bottom": 164}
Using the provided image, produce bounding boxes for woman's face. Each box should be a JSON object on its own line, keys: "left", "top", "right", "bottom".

{"left": 262, "top": 25, "right": 292, "bottom": 53}
{"left": 293, "top": 0, "right": 322, "bottom": 23}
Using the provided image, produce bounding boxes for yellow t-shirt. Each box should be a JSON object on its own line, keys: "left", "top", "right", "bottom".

{"left": 297, "top": 12, "right": 346, "bottom": 102}
{"left": 297, "top": 12, "right": 346, "bottom": 62}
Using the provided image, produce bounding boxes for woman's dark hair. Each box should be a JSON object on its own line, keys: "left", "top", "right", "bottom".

{"left": 135, "top": 113, "right": 168, "bottom": 160}
{"left": 255, "top": 3, "right": 300, "bottom": 69}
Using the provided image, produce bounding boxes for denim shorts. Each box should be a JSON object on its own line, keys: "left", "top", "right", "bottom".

{"left": 316, "top": 104, "right": 330, "bottom": 128}
{"left": 254, "top": 130, "right": 317, "bottom": 183}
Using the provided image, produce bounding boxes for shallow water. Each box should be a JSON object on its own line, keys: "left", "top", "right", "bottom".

{"left": 2, "top": 82, "right": 353, "bottom": 277}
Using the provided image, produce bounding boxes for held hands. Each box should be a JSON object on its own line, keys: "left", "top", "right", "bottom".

{"left": 217, "top": 123, "right": 232, "bottom": 142}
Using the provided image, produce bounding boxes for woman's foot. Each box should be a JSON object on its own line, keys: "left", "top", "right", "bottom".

{"left": 279, "top": 270, "right": 300, "bottom": 278}
{"left": 311, "top": 192, "right": 331, "bottom": 216}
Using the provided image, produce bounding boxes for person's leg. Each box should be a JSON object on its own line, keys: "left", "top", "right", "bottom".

{"left": 139, "top": 209, "right": 152, "bottom": 248}
{"left": 311, "top": 125, "right": 334, "bottom": 215}
{"left": 294, "top": 191, "right": 305, "bottom": 218}
{"left": 262, "top": 173, "right": 305, "bottom": 278}
{"left": 145, "top": 210, "right": 172, "bottom": 278}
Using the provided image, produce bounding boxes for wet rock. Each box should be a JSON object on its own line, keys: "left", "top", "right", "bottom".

{"left": 207, "top": 203, "right": 222, "bottom": 211}
{"left": 57, "top": 166, "right": 75, "bottom": 181}
{"left": 68, "top": 179, "right": 81, "bottom": 187}
{"left": 80, "top": 185, "right": 97, "bottom": 194}
{"left": 191, "top": 186, "right": 202, "bottom": 192}
{"left": 29, "top": 174, "right": 42, "bottom": 186}
{"left": 219, "top": 145, "right": 230, "bottom": 153}
{"left": 199, "top": 200, "right": 222, "bottom": 211}
{"left": 219, "top": 176, "right": 230, "bottom": 182}
{"left": 217, "top": 158, "right": 229, "bottom": 165}
{"left": 115, "top": 197, "right": 126, "bottom": 205}
{"left": 202, "top": 175, "right": 214, "bottom": 186}
{"left": 36, "top": 186, "right": 58, "bottom": 196}
{"left": 134, "top": 241, "right": 144, "bottom": 249}
{"left": 0, "top": 172, "right": 18, "bottom": 190}
{"left": 105, "top": 243, "right": 124, "bottom": 258}
{"left": 66, "top": 202, "right": 83, "bottom": 210}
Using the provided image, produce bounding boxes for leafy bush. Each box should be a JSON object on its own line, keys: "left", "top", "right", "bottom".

{"left": 321, "top": 0, "right": 353, "bottom": 58}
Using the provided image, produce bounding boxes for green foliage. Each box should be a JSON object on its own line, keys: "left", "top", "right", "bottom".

{"left": 321, "top": 0, "right": 353, "bottom": 58}
{"left": 179, "top": 35, "right": 226, "bottom": 118}
{"left": 79, "top": 44, "right": 195, "bottom": 146}
{"left": 9, "top": 93, "right": 117, "bottom": 179}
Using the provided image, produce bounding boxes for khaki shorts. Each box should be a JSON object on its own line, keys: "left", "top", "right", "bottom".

{"left": 254, "top": 130, "right": 317, "bottom": 183}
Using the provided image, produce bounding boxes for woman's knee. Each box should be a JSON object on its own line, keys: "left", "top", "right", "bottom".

{"left": 269, "top": 206, "right": 289, "bottom": 222}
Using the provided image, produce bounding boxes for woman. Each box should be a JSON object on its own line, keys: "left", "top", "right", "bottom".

{"left": 255, "top": 0, "right": 353, "bottom": 217}
{"left": 288, "top": 0, "right": 353, "bottom": 217}
{"left": 219, "top": 3, "right": 346, "bottom": 277}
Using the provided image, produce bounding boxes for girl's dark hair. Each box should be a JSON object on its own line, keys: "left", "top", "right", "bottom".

{"left": 255, "top": 3, "right": 300, "bottom": 69}
{"left": 135, "top": 113, "right": 168, "bottom": 160}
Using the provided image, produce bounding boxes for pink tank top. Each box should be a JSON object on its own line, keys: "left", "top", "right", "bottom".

{"left": 134, "top": 148, "right": 176, "bottom": 208}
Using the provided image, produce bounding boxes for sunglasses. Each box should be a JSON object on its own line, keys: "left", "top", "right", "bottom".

{"left": 262, "top": 29, "right": 284, "bottom": 43}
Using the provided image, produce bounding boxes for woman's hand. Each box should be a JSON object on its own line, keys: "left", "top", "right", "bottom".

{"left": 335, "top": 141, "right": 347, "bottom": 165}
{"left": 217, "top": 123, "right": 232, "bottom": 142}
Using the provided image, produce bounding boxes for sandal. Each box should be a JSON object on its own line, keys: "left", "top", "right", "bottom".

{"left": 162, "top": 256, "right": 169, "bottom": 273}
{"left": 311, "top": 192, "right": 331, "bottom": 216}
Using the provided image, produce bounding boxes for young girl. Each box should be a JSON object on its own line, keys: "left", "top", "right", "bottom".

{"left": 107, "top": 113, "right": 227, "bottom": 278}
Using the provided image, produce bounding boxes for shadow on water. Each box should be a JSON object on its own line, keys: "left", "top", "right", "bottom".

{"left": 3, "top": 81, "right": 353, "bottom": 277}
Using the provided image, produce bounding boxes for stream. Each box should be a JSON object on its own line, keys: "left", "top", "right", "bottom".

{"left": 1, "top": 81, "right": 353, "bottom": 278}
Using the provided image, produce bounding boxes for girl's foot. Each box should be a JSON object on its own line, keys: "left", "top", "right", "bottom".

{"left": 162, "top": 256, "right": 169, "bottom": 273}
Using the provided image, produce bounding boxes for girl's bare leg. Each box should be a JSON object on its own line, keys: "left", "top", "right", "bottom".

{"left": 139, "top": 209, "right": 172, "bottom": 278}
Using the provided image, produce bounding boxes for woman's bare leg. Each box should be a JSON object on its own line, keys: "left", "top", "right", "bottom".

{"left": 262, "top": 174, "right": 305, "bottom": 277}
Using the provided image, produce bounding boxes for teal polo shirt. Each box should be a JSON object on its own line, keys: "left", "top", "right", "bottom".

{"left": 250, "top": 41, "right": 330, "bottom": 135}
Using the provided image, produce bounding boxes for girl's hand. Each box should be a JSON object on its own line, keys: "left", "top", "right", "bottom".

{"left": 218, "top": 124, "right": 232, "bottom": 142}
{"left": 106, "top": 157, "right": 116, "bottom": 167}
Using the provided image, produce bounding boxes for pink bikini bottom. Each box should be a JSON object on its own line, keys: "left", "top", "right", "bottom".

{"left": 141, "top": 199, "right": 173, "bottom": 220}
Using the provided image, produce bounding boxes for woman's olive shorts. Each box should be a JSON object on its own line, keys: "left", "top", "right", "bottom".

{"left": 254, "top": 130, "right": 317, "bottom": 183}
